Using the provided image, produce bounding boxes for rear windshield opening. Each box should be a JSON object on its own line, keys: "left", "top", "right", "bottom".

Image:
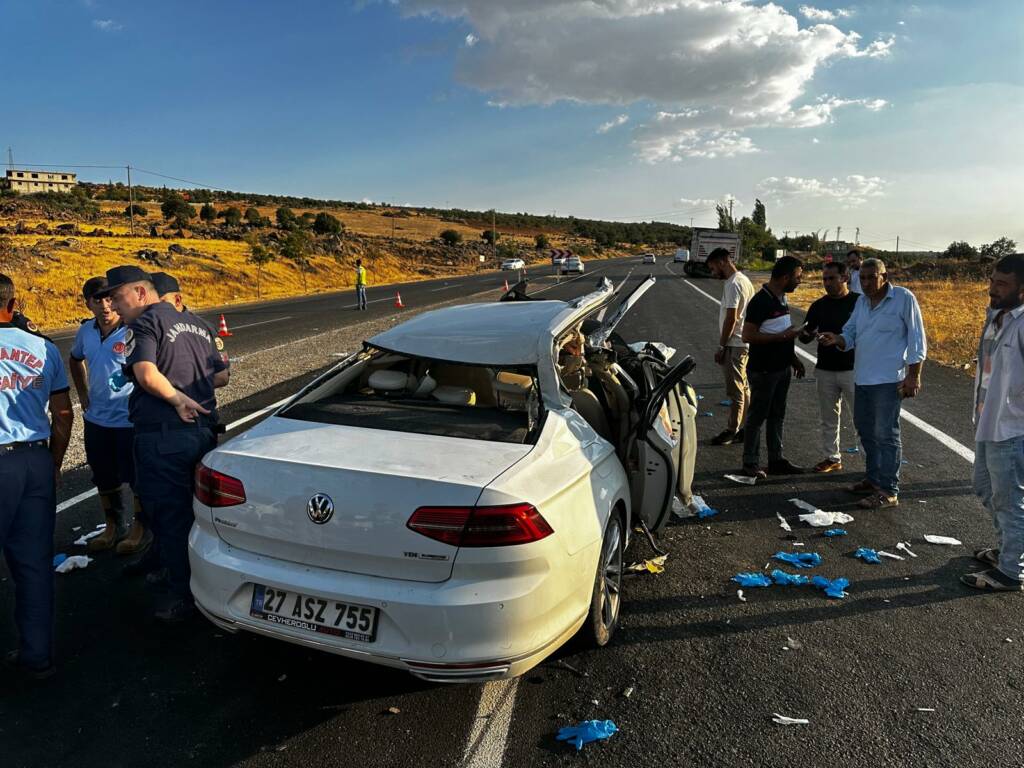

{"left": 279, "top": 347, "right": 543, "bottom": 444}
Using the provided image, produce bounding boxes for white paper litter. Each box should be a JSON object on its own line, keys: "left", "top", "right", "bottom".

{"left": 916, "top": 708, "right": 936, "bottom": 713}
{"left": 725, "top": 474, "right": 757, "bottom": 485}
{"left": 55, "top": 555, "right": 92, "bottom": 574}
{"left": 924, "top": 535, "right": 962, "bottom": 546}
{"left": 789, "top": 498, "right": 854, "bottom": 527}
{"left": 896, "top": 542, "right": 918, "bottom": 558}
{"left": 628, "top": 341, "right": 676, "bottom": 360}
{"left": 878, "top": 551, "right": 905, "bottom": 561}
{"left": 737, "top": 590, "right": 747, "bottom": 603}
{"left": 772, "top": 714, "right": 809, "bottom": 725}
{"left": 776, "top": 512, "right": 792, "bottom": 532}
{"left": 671, "top": 496, "right": 690, "bottom": 519}
{"left": 74, "top": 529, "right": 106, "bottom": 546}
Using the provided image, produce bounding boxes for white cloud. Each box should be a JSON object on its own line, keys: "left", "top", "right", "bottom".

{"left": 799, "top": 6, "right": 853, "bottom": 22}
{"left": 756, "top": 174, "right": 888, "bottom": 206}
{"left": 597, "top": 114, "right": 629, "bottom": 134}
{"left": 464, "top": 33, "right": 478, "bottom": 47}
{"left": 677, "top": 194, "right": 740, "bottom": 210}
{"left": 92, "top": 18, "right": 122, "bottom": 31}
{"left": 812, "top": 137, "right": 820, "bottom": 144}
{"left": 395, "top": 0, "right": 893, "bottom": 161}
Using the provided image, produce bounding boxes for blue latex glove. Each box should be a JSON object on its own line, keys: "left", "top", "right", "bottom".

{"left": 854, "top": 547, "right": 881, "bottom": 564}
{"left": 556, "top": 720, "right": 618, "bottom": 751}
{"left": 52, "top": 553, "right": 68, "bottom": 568}
{"left": 700, "top": 411, "right": 714, "bottom": 417}
{"left": 771, "top": 568, "right": 809, "bottom": 586}
{"left": 823, "top": 528, "right": 848, "bottom": 537}
{"left": 719, "top": 399, "right": 732, "bottom": 406}
{"left": 845, "top": 446, "right": 860, "bottom": 453}
{"left": 697, "top": 506, "right": 719, "bottom": 519}
{"left": 732, "top": 572, "right": 772, "bottom": 588}
{"left": 811, "top": 575, "right": 850, "bottom": 599}
{"left": 773, "top": 551, "right": 823, "bottom": 569}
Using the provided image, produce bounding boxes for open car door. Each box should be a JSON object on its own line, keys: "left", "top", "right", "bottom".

{"left": 624, "top": 355, "right": 697, "bottom": 533}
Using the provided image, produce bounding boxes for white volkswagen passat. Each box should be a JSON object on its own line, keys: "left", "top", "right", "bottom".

{"left": 190, "top": 275, "right": 698, "bottom": 682}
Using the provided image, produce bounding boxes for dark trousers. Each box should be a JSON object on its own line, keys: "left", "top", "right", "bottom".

{"left": 743, "top": 368, "right": 792, "bottom": 466}
{"left": 0, "top": 444, "right": 56, "bottom": 668}
{"left": 84, "top": 419, "right": 135, "bottom": 491}
{"left": 134, "top": 425, "right": 217, "bottom": 601}
{"left": 853, "top": 383, "right": 903, "bottom": 495}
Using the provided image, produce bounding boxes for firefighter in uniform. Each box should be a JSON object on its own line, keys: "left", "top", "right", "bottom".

{"left": 0, "top": 273, "right": 74, "bottom": 679}
{"left": 101, "top": 266, "right": 229, "bottom": 622}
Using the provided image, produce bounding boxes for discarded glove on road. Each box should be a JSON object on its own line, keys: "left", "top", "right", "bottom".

{"left": 811, "top": 575, "right": 850, "bottom": 599}
{"left": 732, "top": 572, "right": 773, "bottom": 588}
{"left": 55, "top": 555, "right": 92, "bottom": 574}
{"left": 556, "top": 720, "right": 618, "bottom": 751}
{"left": 823, "top": 528, "right": 848, "bottom": 537}
{"left": 771, "top": 569, "right": 810, "bottom": 586}
{"left": 626, "top": 555, "right": 667, "bottom": 574}
{"left": 854, "top": 547, "right": 881, "bottom": 564}
{"left": 772, "top": 551, "right": 823, "bottom": 569}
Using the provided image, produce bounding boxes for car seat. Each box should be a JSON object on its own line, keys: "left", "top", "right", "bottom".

{"left": 570, "top": 389, "right": 613, "bottom": 442}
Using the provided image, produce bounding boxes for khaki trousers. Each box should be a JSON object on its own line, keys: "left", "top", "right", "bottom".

{"left": 817, "top": 368, "right": 856, "bottom": 460}
{"left": 721, "top": 346, "right": 749, "bottom": 433}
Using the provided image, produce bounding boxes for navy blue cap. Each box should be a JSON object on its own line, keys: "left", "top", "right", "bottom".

{"left": 97, "top": 265, "right": 153, "bottom": 296}
{"left": 150, "top": 272, "right": 181, "bottom": 296}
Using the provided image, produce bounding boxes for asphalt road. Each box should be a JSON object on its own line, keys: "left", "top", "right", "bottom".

{"left": 3, "top": 258, "right": 1020, "bottom": 768}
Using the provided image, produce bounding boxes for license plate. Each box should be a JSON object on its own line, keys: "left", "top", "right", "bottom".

{"left": 249, "top": 584, "right": 379, "bottom": 643}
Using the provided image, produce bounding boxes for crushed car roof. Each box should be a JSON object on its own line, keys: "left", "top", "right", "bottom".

{"left": 367, "top": 277, "right": 624, "bottom": 365}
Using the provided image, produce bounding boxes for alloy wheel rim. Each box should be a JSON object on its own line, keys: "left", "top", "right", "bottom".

{"left": 600, "top": 522, "right": 622, "bottom": 631}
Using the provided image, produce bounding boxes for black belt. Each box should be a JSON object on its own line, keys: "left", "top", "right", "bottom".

{"left": 133, "top": 419, "right": 218, "bottom": 434}
{"left": 0, "top": 440, "right": 48, "bottom": 453}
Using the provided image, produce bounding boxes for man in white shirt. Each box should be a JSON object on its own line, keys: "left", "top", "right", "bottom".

{"left": 846, "top": 249, "right": 863, "bottom": 294}
{"left": 707, "top": 248, "right": 755, "bottom": 445}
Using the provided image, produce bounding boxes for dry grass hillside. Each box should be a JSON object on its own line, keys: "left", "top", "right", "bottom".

{"left": 0, "top": 197, "right": 640, "bottom": 330}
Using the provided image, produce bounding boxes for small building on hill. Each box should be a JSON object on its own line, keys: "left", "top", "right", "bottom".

{"left": 3, "top": 168, "right": 78, "bottom": 194}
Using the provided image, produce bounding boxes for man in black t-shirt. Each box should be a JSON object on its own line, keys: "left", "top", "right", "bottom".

{"left": 100, "top": 265, "right": 229, "bottom": 622}
{"left": 738, "top": 256, "right": 806, "bottom": 478}
{"left": 800, "top": 261, "right": 859, "bottom": 473}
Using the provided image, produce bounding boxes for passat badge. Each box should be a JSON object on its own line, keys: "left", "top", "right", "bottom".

{"left": 307, "top": 493, "right": 334, "bottom": 524}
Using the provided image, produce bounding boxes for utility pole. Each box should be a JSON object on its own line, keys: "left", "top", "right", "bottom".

{"left": 854, "top": 226, "right": 860, "bottom": 245}
{"left": 895, "top": 235, "right": 899, "bottom": 255}
{"left": 126, "top": 165, "right": 135, "bottom": 236}
{"left": 836, "top": 225, "right": 841, "bottom": 244}
{"left": 728, "top": 198, "right": 734, "bottom": 230}
{"left": 5, "top": 147, "right": 12, "bottom": 170}
{"left": 491, "top": 208, "right": 497, "bottom": 261}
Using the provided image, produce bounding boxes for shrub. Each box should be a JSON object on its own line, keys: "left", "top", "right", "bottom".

{"left": 439, "top": 229, "right": 462, "bottom": 247}
{"left": 161, "top": 196, "right": 194, "bottom": 221}
{"left": 123, "top": 204, "right": 148, "bottom": 218}
{"left": 534, "top": 233, "right": 550, "bottom": 250}
{"left": 220, "top": 206, "right": 243, "bottom": 226}
{"left": 312, "top": 212, "right": 343, "bottom": 235}
{"left": 481, "top": 229, "right": 499, "bottom": 245}
{"left": 244, "top": 207, "right": 262, "bottom": 225}
{"left": 276, "top": 207, "right": 297, "bottom": 229}
{"left": 199, "top": 202, "right": 216, "bottom": 222}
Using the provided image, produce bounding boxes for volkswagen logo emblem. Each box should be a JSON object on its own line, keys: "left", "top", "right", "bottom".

{"left": 306, "top": 493, "right": 334, "bottom": 524}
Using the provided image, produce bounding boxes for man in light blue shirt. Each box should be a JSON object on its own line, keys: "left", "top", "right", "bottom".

{"left": 0, "top": 273, "right": 74, "bottom": 680}
{"left": 846, "top": 249, "right": 863, "bottom": 295}
{"left": 69, "top": 276, "right": 150, "bottom": 555}
{"left": 820, "top": 258, "right": 927, "bottom": 509}
{"left": 962, "top": 254, "right": 1024, "bottom": 592}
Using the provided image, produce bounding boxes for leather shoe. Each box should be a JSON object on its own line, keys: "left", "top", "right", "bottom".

{"left": 740, "top": 464, "right": 767, "bottom": 480}
{"left": 3, "top": 650, "right": 56, "bottom": 681}
{"left": 767, "top": 459, "right": 806, "bottom": 475}
{"left": 710, "top": 430, "right": 740, "bottom": 446}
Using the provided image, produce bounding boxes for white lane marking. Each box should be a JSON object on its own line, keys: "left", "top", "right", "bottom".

{"left": 460, "top": 679, "right": 520, "bottom": 768}
{"left": 665, "top": 262, "right": 976, "bottom": 463}
{"left": 227, "top": 316, "right": 293, "bottom": 331}
{"left": 56, "top": 488, "right": 100, "bottom": 514}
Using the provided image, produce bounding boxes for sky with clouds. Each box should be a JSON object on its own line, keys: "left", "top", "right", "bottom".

{"left": 4, "top": 0, "right": 1022, "bottom": 249}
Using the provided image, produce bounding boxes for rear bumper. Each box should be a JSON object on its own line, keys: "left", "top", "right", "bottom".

{"left": 188, "top": 522, "right": 591, "bottom": 683}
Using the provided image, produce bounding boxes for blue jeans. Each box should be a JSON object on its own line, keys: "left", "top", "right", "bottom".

{"left": 356, "top": 285, "right": 367, "bottom": 310}
{"left": 974, "top": 437, "right": 1024, "bottom": 582}
{"left": 134, "top": 424, "right": 217, "bottom": 601}
{"left": 853, "top": 383, "right": 902, "bottom": 495}
{"left": 0, "top": 444, "right": 56, "bottom": 669}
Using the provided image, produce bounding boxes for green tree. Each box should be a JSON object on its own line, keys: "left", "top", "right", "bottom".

{"left": 716, "top": 202, "right": 735, "bottom": 232}
{"left": 276, "top": 206, "right": 297, "bottom": 230}
{"left": 439, "top": 229, "right": 462, "bottom": 247}
{"left": 246, "top": 233, "right": 277, "bottom": 299}
{"left": 481, "top": 229, "right": 499, "bottom": 245}
{"left": 220, "top": 206, "right": 243, "bottom": 226}
{"left": 244, "top": 207, "right": 263, "bottom": 226}
{"left": 199, "top": 202, "right": 216, "bottom": 222}
{"left": 123, "top": 204, "right": 148, "bottom": 218}
{"left": 161, "top": 195, "right": 194, "bottom": 222}
{"left": 281, "top": 230, "right": 312, "bottom": 293}
{"left": 752, "top": 199, "right": 767, "bottom": 229}
{"left": 943, "top": 241, "right": 977, "bottom": 259}
{"left": 979, "top": 236, "right": 1017, "bottom": 260}
{"left": 534, "top": 233, "right": 550, "bottom": 250}
{"left": 312, "top": 212, "right": 343, "bottom": 235}
{"left": 298, "top": 212, "right": 316, "bottom": 229}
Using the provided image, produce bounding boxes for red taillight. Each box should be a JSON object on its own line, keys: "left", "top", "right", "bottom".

{"left": 407, "top": 503, "right": 553, "bottom": 547}
{"left": 194, "top": 463, "right": 247, "bottom": 507}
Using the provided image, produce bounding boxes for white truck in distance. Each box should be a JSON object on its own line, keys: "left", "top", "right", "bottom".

{"left": 683, "top": 228, "right": 741, "bottom": 277}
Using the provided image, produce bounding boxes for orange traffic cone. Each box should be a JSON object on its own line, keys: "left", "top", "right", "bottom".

{"left": 394, "top": 292, "right": 405, "bottom": 308}
{"left": 503, "top": 279, "right": 510, "bottom": 292}
{"left": 217, "top": 314, "right": 232, "bottom": 337}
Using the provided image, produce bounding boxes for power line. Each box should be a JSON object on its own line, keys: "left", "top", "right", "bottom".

{"left": 130, "top": 167, "right": 229, "bottom": 191}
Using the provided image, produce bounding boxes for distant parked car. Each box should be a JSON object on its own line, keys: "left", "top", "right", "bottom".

{"left": 501, "top": 258, "right": 526, "bottom": 271}
{"left": 642, "top": 254, "right": 656, "bottom": 265}
{"left": 561, "top": 256, "right": 584, "bottom": 275}
{"left": 673, "top": 249, "right": 690, "bottom": 263}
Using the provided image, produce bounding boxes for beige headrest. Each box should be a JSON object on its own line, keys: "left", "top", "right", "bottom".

{"left": 495, "top": 372, "right": 534, "bottom": 393}
{"left": 369, "top": 370, "right": 413, "bottom": 392}
{"left": 433, "top": 385, "right": 476, "bottom": 406}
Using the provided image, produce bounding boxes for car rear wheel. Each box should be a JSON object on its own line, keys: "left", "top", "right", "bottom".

{"left": 584, "top": 513, "right": 623, "bottom": 647}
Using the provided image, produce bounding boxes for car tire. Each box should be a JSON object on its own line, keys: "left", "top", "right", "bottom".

{"left": 583, "top": 512, "right": 623, "bottom": 647}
